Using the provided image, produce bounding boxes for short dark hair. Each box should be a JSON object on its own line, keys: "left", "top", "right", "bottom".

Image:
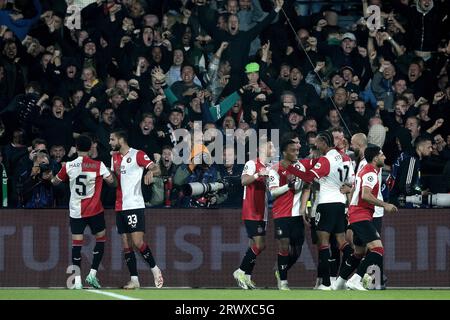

{"left": 76, "top": 135, "right": 92, "bottom": 152}
{"left": 317, "top": 130, "right": 334, "bottom": 147}
{"left": 281, "top": 139, "right": 296, "bottom": 153}
{"left": 364, "top": 144, "right": 381, "bottom": 163}
{"left": 112, "top": 129, "right": 128, "bottom": 143}
{"left": 414, "top": 135, "right": 432, "bottom": 148}
{"left": 281, "top": 131, "right": 299, "bottom": 142}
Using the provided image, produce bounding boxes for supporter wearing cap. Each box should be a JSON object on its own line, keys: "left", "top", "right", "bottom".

{"left": 315, "top": 31, "right": 373, "bottom": 88}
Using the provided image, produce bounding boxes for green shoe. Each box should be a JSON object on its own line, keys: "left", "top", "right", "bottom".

{"left": 86, "top": 274, "right": 101, "bottom": 289}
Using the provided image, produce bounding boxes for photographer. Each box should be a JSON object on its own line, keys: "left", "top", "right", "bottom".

{"left": 17, "top": 150, "right": 55, "bottom": 208}
{"left": 174, "top": 144, "right": 227, "bottom": 208}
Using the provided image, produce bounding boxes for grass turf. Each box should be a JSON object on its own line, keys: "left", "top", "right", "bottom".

{"left": 0, "top": 289, "right": 450, "bottom": 300}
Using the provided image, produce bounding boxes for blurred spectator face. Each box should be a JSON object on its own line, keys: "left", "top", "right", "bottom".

{"left": 232, "top": 99, "right": 242, "bottom": 113}
{"left": 152, "top": 47, "right": 162, "bottom": 64}
{"left": 281, "top": 94, "right": 296, "bottom": 114}
{"left": 142, "top": 27, "right": 154, "bottom": 45}
{"left": 408, "top": 63, "right": 422, "bottom": 82}
{"left": 447, "top": 134, "right": 450, "bottom": 146}
{"left": 419, "top": 103, "right": 430, "bottom": 120}
{"left": 162, "top": 147, "right": 173, "bottom": 167}
{"left": 122, "top": 17, "right": 135, "bottom": 33}
{"left": 130, "top": 1, "right": 144, "bottom": 18}
{"left": 66, "top": 65, "right": 77, "bottom": 78}
{"left": 12, "top": 129, "right": 26, "bottom": 145}
{"left": 341, "top": 69, "right": 353, "bottom": 82}
{"left": 102, "top": 108, "right": 116, "bottom": 125}
{"left": 217, "top": 15, "right": 227, "bottom": 30}
{"left": 226, "top": 0, "right": 239, "bottom": 14}
{"left": 90, "top": 107, "right": 100, "bottom": 120}
{"left": 181, "top": 66, "right": 195, "bottom": 84}
{"left": 383, "top": 64, "right": 395, "bottom": 80}
{"left": 405, "top": 117, "right": 420, "bottom": 139}
{"left": 3, "top": 42, "right": 17, "bottom": 59}
{"left": 394, "top": 99, "right": 407, "bottom": 115}
{"left": 140, "top": 116, "right": 154, "bottom": 135}
{"left": 438, "top": 75, "right": 448, "bottom": 91}
{"left": 169, "top": 111, "right": 182, "bottom": 127}
{"left": 341, "top": 39, "right": 355, "bottom": 54}
{"left": 289, "top": 68, "right": 303, "bottom": 86}
{"left": 324, "top": 10, "right": 338, "bottom": 26}
{"left": 41, "top": 53, "right": 52, "bottom": 68}
{"left": 218, "top": 60, "right": 231, "bottom": 77}
{"left": 227, "top": 15, "right": 239, "bottom": 35}
{"left": 223, "top": 116, "right": 236, "bottom": 129}
{"left": 419, "top": 0, "right": 432, "bottom": 11}
{"left": 182, "top": 28, "right": 192, "bottom": 46}
{"left": 332, "top": 131, "right": 345, "bottom": 149}
{"left": 434, "top": 134, "right": 446, "bottom": 152}
{"left": 246, "top": 72, "right": 259, "bottom": 84}
{"left": 173, "top": 49, "right": 184, "bottom": 66}
{"left": 239, "top": 0, "right": 251, "bottom": 10}
{"left": 369, "top": 116, "right": 383, "bottom": 128}
{"left": 77, "top": 31, "right": 89, "bottom": 47}
{"left": 289, "top": 112, "right": 301, "bottom": 126}
{"left": 110, "top": 92, "right": 124, "bottom": 107}
{"left": 116, "top": 80, "right": 129, "bottom": 94}
{"left": 354, "top": 101, "right": 366, "bottom": 115}
{"left": 279, "top": 65, "right": 291, "bottom": 80}
{"left": 393, "top": 79, "right": 407, "bottom": 94}
{"left": 82, "top": 68, "right": 95, "bottom": 82}
{"left": 303, "top": 119, "right": 317, "bottom": 133}
{"left": 84, "top": 42, "right": 96, "bottom": 57}
{"left": 53, "top": 16, "right": 63, "bottom": 30}
{"left": 50, "top": 145, "right": 65, "bottom": 163}
{"left": 106, "top": 76, "right": 117, "bottom": 89}
{"left": 71, "top": 90, "right": 83, "bottom": 106}
{"left": 333, "top": 88, "right": 347, "bottom": 106}
{"left": 190, "top": 97, "right": 201, "bottom": 113}
{"left": 143, "top": 14, "right": 159, "bottom": 27}
{"left": 52, "top": 99, "right": 65, "bottom": 119}
{"left": 153, "top": 101, "right": 163, "bottom": 116}
{"left": 328, "top": 110, "right": 341, "bottom": 127}
{"left": 238, "top": 121, "right": 250, "bottom": 131}
{"left": 296, "top": 29, "right": 309, "bottom": 46}
{"left": 418, "top": 139, "right": 433, "bottom": 157}
{"left": 331, "top": 74, "right": 344, "bottom": 88}
{"left": 403, "top": 92, "right": 415, "bottom": 106}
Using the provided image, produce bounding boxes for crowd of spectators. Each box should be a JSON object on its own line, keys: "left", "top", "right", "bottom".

{"left": 0, "top": 0, "right": 449, "bottom": 209}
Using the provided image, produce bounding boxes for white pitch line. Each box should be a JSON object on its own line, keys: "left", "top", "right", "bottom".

{"left": 87, "top": 289, "right": 141, "bottom": 300}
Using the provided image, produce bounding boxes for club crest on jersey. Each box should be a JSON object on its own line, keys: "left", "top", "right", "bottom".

{"left": 127, "top": 158, "right": 132, "bottom": 163}
{"left": 144, "top": 155, "right": 150, "bottom": 161}
{"left": 367, "top": 176, "right": 374, "bottom": 182}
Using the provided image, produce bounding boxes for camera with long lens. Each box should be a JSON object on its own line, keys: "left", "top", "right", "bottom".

{"left": 399, "top": 194, "right": 450, "bottom": 208}
{"left": 183, "top": 181, "right": 226, "bottom": 197}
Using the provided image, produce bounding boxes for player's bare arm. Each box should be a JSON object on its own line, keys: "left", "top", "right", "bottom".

{"left": 362, "top": 186, "right": 398, "bottom": 213}
{"left": 300, "top": 185, "right": 311, "bottom": 225}
{"left": 104, "top": 169, "right": 117, "bottom": 187}
{"left": 241, "top": 168, "right": 269, "bottom": 186}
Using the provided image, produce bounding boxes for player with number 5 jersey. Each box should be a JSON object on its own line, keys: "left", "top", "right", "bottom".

{"left": 109, "top": 130, "right": 163, "bottom": 290}
{"left": 51, "top": 135, "right": 116, "bottom": 290}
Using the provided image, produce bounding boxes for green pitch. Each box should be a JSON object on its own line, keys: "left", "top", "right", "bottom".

{"left": 0, "top": 289, "right": 450, "bottom": 300}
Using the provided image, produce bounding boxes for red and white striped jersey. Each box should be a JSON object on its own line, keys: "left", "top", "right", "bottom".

{"left": 348, "top": 163, "right": 380, "bottom": 224}
{"left": 241, "top": 159, "right": 269, "bottom": 221}
{"left": 357, "top": 158, "right": 384, "bottom": 217}
{"left": 111, "top": 148, "right": 153, "bottom": 211}
{"left": 56, "top": 156, "right": 110, "bottom": 218}
{"left": 311, "top": 149, "right": 348, "bottom": 204}
{"left": 268, "top": 161, "right": 305, "bottom": 219}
